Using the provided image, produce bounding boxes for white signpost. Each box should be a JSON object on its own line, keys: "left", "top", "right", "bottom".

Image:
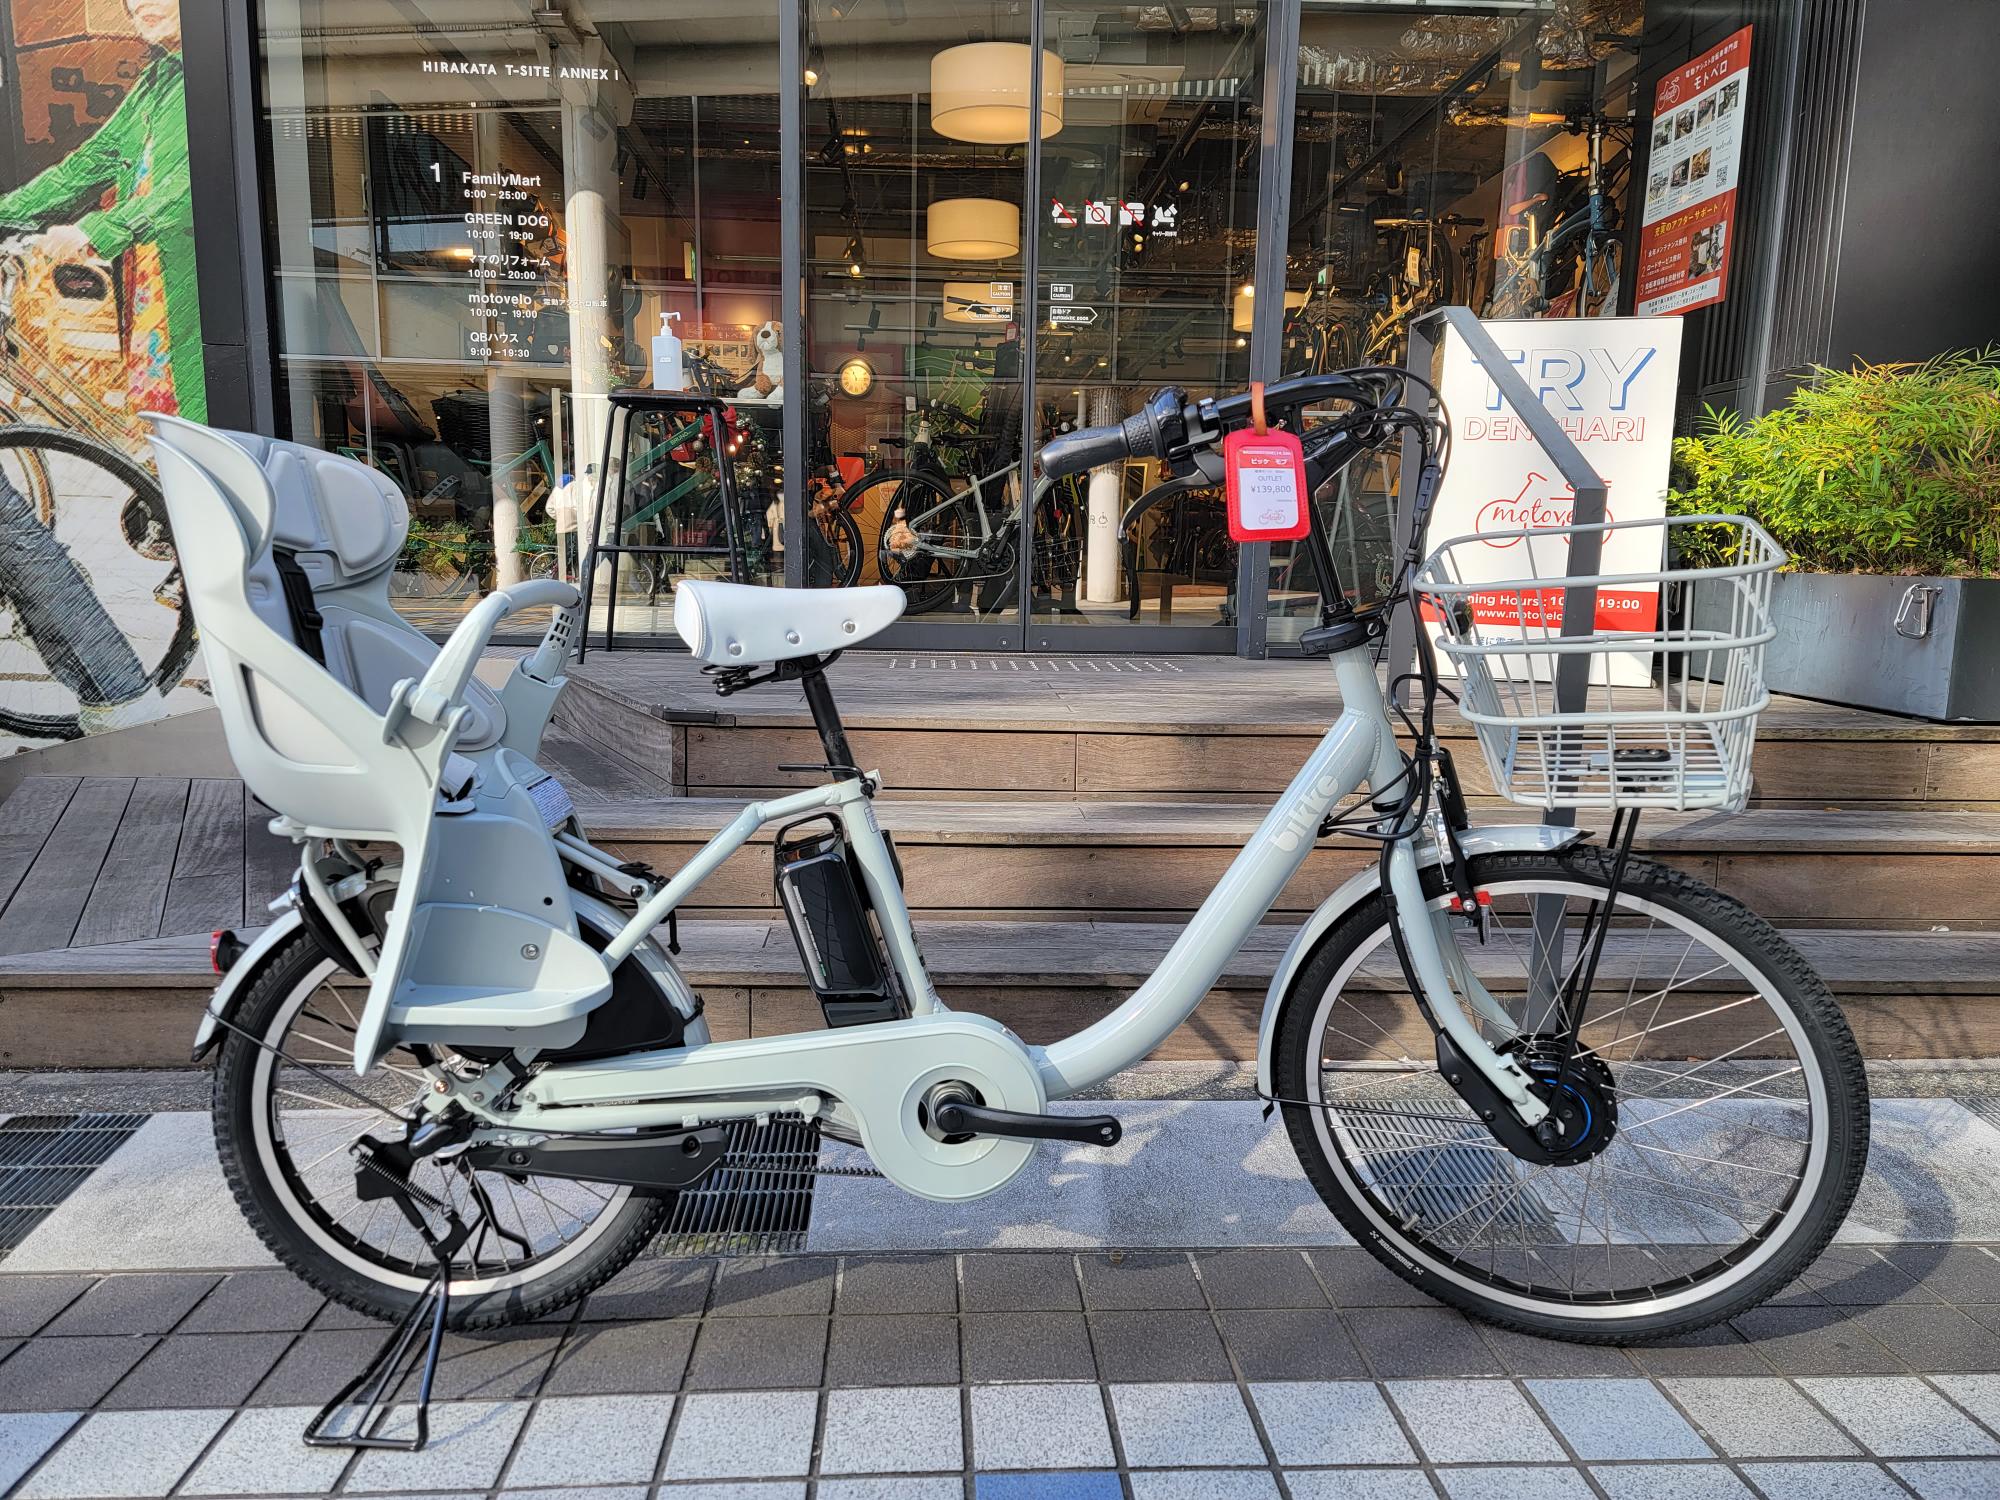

{"left": 1429, "top": 317, "right": 1685, "bottom": 685}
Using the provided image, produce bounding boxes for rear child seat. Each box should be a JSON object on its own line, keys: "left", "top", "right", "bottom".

{"left": 216, "top": 432, "right": 508, "bottom": 752}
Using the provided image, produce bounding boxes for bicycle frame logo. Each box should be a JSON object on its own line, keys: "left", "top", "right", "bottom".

{"left": 1271, "top": 767, "right": 1353, "bottom": 853}
{"left": 1474, "top": 473, "right": 1615, "bottom": 547}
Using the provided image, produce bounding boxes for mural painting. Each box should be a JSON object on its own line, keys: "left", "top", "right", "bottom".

{"left": 0, "top": 0, "right": 202, "bottom": 750}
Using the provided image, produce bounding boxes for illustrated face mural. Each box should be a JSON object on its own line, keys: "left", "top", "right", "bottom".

{"left": 0, "top": 0, "right": 206, "bottom": 749}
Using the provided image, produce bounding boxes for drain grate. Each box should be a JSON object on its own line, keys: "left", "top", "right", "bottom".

{"left": 0, "top": 1113, "right": 147, "bottom": 1255}
{"left": 1343, "top": 1104, "right": 1561, "bottom": 1240}
{"left": 657, "top": 1115, "right": 824, "bottom": 1256}
{"left": 1965, "top": 1097, "right": 2000, "bottom": 1134}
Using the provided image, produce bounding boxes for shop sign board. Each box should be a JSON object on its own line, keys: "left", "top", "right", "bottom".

{"left": 1634, "top": 25, "right": 1753, "bottom": 316}
{"left": 1428, "top": 317, "right": 1685, "bottom": 685}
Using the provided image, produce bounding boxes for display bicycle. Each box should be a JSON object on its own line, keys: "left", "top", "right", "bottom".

{"left": 854, "top": 399, "right": 1082, "bottom": 615}
{"left": 146, "top": 370, "right": 1865, "bottom": 1444}
{"left": 1487, "top": 109, "right": 1631, "bottom": 320}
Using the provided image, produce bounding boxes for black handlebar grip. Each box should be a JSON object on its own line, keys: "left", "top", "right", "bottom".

{"left": 1038, "top": 424, "right": 1129, "bottom": 479}
{"left": 1120, "top": 409, "right": 1161, "bottom": 459}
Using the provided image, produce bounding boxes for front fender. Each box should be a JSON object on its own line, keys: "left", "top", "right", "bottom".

{"left": 1253, "top": 823, "right": 1584, "bottom": 1099}
{"left": 190, "top": 908, "right": 305, "bottom": 1061}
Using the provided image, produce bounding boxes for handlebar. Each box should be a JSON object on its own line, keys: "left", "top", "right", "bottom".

{"left": 1038, "top": 372, "right": 1395, "bottom": 480}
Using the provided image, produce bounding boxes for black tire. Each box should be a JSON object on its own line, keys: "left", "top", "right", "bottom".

{"left": 861, "top": 469, "right": 972, "bottom": 614}
{"left": 1272, "top": 846, "right": 1868, "bottom": 1343}
{"left": 211, "top": 928, "right": 672, "bottom": 1328}
{"left": 807, "top": 507, "right": 863, "bottom": 588}
{"left": 0, "top": 424, "right": 197, "bottom": 741}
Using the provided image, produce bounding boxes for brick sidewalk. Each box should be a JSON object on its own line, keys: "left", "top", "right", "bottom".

{"left": 4, "top": 1247, "right": 2000, "bottom": 1498}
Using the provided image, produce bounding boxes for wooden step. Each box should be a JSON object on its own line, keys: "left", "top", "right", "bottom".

{"left": 560, "top": 650, "right": 2000, "bottom": 808}
{"left": 3, "top": 921, "right": 1995, "bottom": 1068}
{"left": 577, "top": 798, "right": 2000, "bottom": 930}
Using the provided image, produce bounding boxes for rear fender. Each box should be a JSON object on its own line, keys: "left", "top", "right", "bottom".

{"left": 1253, "top": 823, "right": 1585, "bottom": 1099}
{"left": 190, "top": 907, "right": 306, "bottom": 1061}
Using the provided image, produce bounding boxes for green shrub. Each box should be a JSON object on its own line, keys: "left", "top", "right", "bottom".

{"left": 1666, "top": 349, "right": 2000, "bottom": 576}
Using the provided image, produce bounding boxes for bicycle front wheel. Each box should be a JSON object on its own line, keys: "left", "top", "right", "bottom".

{"left": 1273, "top": 845, "right": 1868, "bottom": 1342}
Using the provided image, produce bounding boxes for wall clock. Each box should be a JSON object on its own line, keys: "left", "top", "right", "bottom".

{"left": 836, "top": 355, "right": 875, "bottom": 398}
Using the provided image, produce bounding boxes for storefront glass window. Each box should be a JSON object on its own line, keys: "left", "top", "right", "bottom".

{"left": 258, "top": 0, "right": 784, "bottom": 633}
{"left": 803, "top": 0, "right": 1033, "bottom": 619}
{"left": 1029, "top": 1, "right": 1265, "bottom": 641}
{"left": 1264, "top": 0, "right": 1645, "bottom": 645}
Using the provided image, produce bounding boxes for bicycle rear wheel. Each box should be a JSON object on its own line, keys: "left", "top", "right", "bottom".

{"left": 0, "top": 424, "right": 196, "bottom": 742}
{"left": 212, "top": 927, "right": 672, "bottom": 1328}
{"left": 1273, "top": 845, "right": 1868, "bottom": 1342}
{"left": 861, "top": 470, "right": 971, "bottom": 614}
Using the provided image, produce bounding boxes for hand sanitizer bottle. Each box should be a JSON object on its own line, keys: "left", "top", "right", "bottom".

{"left": 651, "top": 311, "right": 685, "bottom": 391}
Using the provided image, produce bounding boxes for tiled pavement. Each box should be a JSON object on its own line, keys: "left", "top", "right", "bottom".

{"left": 8, "top": 1068, "right": 2000, "bottom": 1496}
{"left": 5, "top": 1248, "right": 2000, "bottom": 1498}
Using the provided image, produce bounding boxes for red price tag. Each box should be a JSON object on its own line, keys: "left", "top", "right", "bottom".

{"left": 1223, "top": 426, "right": 1310, "bottom": 541}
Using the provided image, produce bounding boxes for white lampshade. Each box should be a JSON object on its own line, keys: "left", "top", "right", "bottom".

{"left": 930, "top": 42, "right": 1063, "bottom": 144}
{"left": 1232, "top": 283, "right": 1308, "bottom": 333}
{"left": 927, "top": 198, "right": 1019, "bottom": 261}
{"left": 942, "top": 280, "right": 1013, "bottom": 324}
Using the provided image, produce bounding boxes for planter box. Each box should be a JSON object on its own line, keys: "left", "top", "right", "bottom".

{"left": 1721, "top": 573, "right": 2000, "bottom": 722}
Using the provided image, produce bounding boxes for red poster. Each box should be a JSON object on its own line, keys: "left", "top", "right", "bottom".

{"left": 1634, "top": 26, "right": 1752, "bottom": 317}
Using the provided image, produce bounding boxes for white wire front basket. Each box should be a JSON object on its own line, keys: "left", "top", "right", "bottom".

{"left": 1414, "top": 514, "right": 1783, "bottom": 813}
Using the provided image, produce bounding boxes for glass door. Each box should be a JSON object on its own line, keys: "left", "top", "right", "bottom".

{"left": 1024, "top": 0, "right": 1268, "bottom": 651}
{"left": 804, "top": 0, "right": 1034, "bottom": 647}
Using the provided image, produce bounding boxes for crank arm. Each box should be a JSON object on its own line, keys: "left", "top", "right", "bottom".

{"left": 931, "top": 1100, "right": 1122, "bottom": 1149}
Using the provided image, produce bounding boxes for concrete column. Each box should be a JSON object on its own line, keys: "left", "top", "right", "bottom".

{"left": 1084, "top": 386, "right": 1125, "bottom": 604}
{"left": 477, "top": 111, "right": 525, "bottom": 589}
{"left": 559, "top": 45, "right": 624, "bottom": 587}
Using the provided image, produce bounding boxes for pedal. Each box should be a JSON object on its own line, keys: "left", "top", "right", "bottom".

{"left": 929, "top": 1099, "right": 1122, "bottom": 1149}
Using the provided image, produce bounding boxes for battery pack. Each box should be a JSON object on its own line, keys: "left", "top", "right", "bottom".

{"left": 773, "top": 816, "right": 899, "bottom": 1027}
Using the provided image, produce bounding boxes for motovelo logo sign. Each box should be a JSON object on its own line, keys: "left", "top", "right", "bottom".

{"left": 1430, "top": 317, "right": 1684, "bottom": 684}
{"left": 1474, "top": 474, "right": 1616, "bottom": 545}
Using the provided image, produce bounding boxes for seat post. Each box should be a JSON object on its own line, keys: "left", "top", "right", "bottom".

{"left": 798, "top": 659, "right": 859, "bottom": 779}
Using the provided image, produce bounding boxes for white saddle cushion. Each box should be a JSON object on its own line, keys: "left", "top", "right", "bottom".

{"left": 674, "top": 580, "right": 905, "bottom": 667}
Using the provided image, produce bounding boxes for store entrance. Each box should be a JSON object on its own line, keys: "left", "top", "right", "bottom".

{"left": 804, "top": 0, "right": 1264, "bottom": 653}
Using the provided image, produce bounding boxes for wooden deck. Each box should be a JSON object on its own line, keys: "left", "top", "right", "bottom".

{"left": 1, "top": 761, "right": 1998, "bottom": 1065}
{"left": 0, "top": 777, "right": 295, "bottom": 958}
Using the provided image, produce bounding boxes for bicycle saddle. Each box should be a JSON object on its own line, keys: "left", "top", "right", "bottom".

{"left": 674, "top": 578, "right": 903, "bottom": 667}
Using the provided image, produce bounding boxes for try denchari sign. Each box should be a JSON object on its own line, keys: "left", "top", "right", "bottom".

{"left": 1429, "top": 317, "right": 1685, "bottom": 685}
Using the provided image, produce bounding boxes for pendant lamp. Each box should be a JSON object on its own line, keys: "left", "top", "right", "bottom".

{"left": 927, "top": 198, "right": 1019, "bottom": 261}
{"left": 930, "top": 42, "right": 1063, "bottom": 143}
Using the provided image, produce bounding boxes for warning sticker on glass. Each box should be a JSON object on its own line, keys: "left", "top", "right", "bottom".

{"left": 1223, "top": 427, "right": 1311, "bottom": 541}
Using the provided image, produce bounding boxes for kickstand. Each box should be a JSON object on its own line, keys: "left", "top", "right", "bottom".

{"left": 303, "top": 1140, "right": 480, "bottom": 1453}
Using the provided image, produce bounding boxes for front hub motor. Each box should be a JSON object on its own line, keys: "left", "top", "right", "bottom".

{"left": 1505, "top": 1036, "right": 1619, "bottom": 1165}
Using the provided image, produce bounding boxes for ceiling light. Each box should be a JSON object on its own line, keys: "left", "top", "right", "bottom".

{"left": 926, "top": 198, "right": 1019, "bottom": 260}
{"left": 930, "top": 43, "right": 1063, "bottom": 144}
{"left": 844, "top": 233, "right": 865, "bottom": 277}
